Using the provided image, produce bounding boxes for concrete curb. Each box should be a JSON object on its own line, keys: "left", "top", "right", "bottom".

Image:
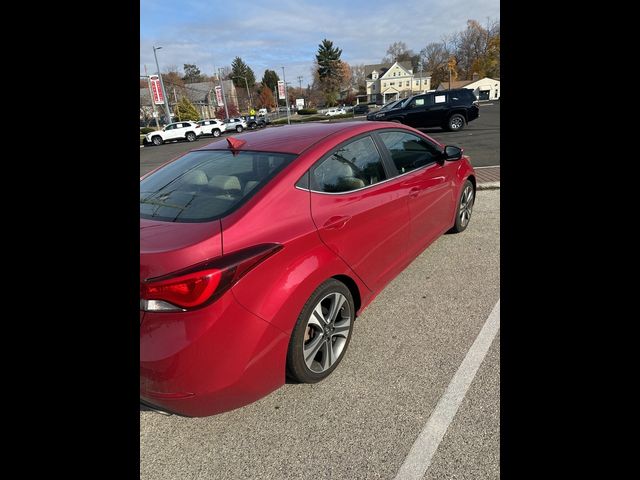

{"left": 477, "top": 182, "right": 500, "bottom": 190}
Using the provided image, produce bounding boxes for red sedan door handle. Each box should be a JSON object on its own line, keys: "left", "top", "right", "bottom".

{"left": 409, "top": 187, "right": 420, "bottom": 198}
{"left": 323, "top": 215, "right": 351, "bottom": 230}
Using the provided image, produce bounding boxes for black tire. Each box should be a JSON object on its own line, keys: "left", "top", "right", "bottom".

{"left": 151, "top": 135, "right": 163, "bottom": 146}
{"left": 448, "top": 179, "right": 475, "bottom": 233}
{"left": 236, "top": 126, "right": 243, "bottom": 133}
{"left": 186, "top": 132, "right": 196, "bottom": 142}
{"left": 286, "top": 279, "right": 355, "bottom": 383}
{"left": 447, "top": 114, "right": 466, "bottom": 131}
{"left": 212, "top": 129, "right": 220, "bottom": 137}
{"left": 249, "top": 122, "right": 257, "bottom": 130}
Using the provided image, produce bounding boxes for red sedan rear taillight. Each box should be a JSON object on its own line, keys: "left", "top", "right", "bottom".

{"left": 141, "top": 244, "right": 282, "bottom": 312}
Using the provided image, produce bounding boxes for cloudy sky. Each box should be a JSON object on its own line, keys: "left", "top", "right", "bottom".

{"left": 140, "top": 0, "right": 499, "bottom": 86}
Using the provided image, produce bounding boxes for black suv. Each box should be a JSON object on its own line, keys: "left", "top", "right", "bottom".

{"left": 366, "top": 89, "right": 479, "bottom": 131}
{"left": 353, "top": 104, "right": 370, "bottom": 115}
{"left": 244, "top": 115, "right": 270, "bottom": 130}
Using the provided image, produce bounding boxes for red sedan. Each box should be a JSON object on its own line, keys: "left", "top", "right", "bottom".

{"left": 140, "top": 121, "right": 476, "bottom": 416}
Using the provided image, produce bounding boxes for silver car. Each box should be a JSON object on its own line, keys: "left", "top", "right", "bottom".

{"left": 223, "top": 117, "right": 247, "bottom": 133}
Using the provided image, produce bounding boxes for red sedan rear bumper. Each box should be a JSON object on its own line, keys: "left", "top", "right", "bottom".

{"left": 140, "top": 292, "right": 289, "bottom": 417}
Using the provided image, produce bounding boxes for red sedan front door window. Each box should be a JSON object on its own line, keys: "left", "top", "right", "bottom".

{"left": 377, "top": 131, "right": 455, "bottom": 253}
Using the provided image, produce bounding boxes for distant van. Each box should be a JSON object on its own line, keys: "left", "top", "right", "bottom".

{"left": 258, "top": 108, "right": 268, "bottom": 115}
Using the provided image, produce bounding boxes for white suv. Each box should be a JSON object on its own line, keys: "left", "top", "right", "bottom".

{"left": 145, "top": 121, "right": 202, "bottom": 146}
{"left": 197, "top": 119, "right": 226, "bottom": 137}
{"left": 325, "top": 108, "right": 346, "bottom": 116}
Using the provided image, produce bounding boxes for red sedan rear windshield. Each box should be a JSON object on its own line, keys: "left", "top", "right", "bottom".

{"left": 140, "top": 150, "right": 297, "bottom": 222}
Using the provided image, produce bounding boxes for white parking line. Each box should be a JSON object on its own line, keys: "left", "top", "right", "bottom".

{"left": 473, "top": 165, "right": 500, "bottom": 169}
{"left": 394, "top": 300, "right": 500, "bottom": 480}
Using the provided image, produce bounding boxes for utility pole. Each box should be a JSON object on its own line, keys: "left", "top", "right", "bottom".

{"left": 273, "top": 85, "right": 279, "bottom": 117}
{"left": 153, "top": 46, "right": 172, "bottom": 124}
{"left": 173, "top": 88, "right": 180, "bottom": 120}
{"left": 218, "top": 68, "right": 230, "bottom": 119}
{"left": 282, "top": 66, "right": 290, "bottom": 125}
{"left": 144, "top": 65, "right": 160, "bottom": 129}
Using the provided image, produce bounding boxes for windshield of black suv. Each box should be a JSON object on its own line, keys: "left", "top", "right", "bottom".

{"left": 379, "top": 100, "right": 401, "bottom": 112}
{"left": 140, "top": 150, "right": 297, "bottom": 222}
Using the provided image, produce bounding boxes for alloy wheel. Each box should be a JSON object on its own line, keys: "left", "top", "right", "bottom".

{"left": 459, "top": 184, "right": 474, "bottom": 227}
{"left": 302, "top": 292, "right": 352, "bottom": 373}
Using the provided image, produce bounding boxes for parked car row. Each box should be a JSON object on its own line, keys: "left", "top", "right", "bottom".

{"left": 143, "top": 117, "right": 249, "bottom": 146}
{"left": 143, "top": 89, "right": 480, "bottom": 148}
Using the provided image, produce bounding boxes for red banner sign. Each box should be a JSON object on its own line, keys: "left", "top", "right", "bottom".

{"left": 277, "top": 80, "right": 286, "bottom": 100}
{"left": 215, "top": 86, "right": 224, "bottom": 106}
{"left": 149, "top": 75, "right": 164, "bottom": 105}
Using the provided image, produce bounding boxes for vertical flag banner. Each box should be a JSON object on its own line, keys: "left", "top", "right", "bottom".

{"left": 215, "top": 86, "right": 224, "bottom": 106}
{"left": 149, "top": 75, "right": 164, "bottom": 105}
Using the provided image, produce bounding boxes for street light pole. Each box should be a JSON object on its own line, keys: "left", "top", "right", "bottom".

{"left": 153, "top": 46, "right": 172, "bottom": 124}
{"left": 282, "top": 66, "right": 290, "bottom": 125}
{"left": 218, "top": 68, "right": 230, "bottom": 119}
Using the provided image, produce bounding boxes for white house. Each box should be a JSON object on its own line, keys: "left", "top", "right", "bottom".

{"left": 436, "top": 75, "right": 500, "bottom": 100}
{"left": 364, "top": 61, "right": 431, "bottom": 104}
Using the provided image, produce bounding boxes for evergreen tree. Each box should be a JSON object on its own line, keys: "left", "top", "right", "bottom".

{"left": 183, "top": 64, "right": 204, "bottom": 83}
{"left": 316, "top": 39, "right": 343, "bottom": 107}
{"left": 261, "top": 69, "right": 280, "bottom": 92}
{"left": 174, "top": 96, "right": 200, "bottom": 121}
{"left": 231, "top": 57, "right": 256, "bottom": 88}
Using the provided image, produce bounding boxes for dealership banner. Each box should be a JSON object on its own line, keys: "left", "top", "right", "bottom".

{"left": 277, "top": 80, "right": 286, "bottom": 100}
{"left": 215, "top": 86, "right": 224, "bottom": 106}
{"left": 149, "top": 75, "right": 164, "bottom": 105}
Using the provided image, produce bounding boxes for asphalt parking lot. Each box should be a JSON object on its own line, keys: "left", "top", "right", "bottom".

{"left": 139, "top": 102, "right": 499, "bottom": 176}
{"left": 140, "top": 189, "right": 500, "bottom": 480}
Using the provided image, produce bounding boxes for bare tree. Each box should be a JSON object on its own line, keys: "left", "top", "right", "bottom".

{"left": 351, "top": 63, "right": 366, "bottom": 88}
{"left": 218, "top": 66, "right": 232, "bottom": 80}
{"left": 382, "top": 41, "right": 420, "bottom": 69}
{"left": 451, "top": 19, "right": 500, "bottom": 80}
{"left": 419, "top": 40, "right": 452, "bottom": 88}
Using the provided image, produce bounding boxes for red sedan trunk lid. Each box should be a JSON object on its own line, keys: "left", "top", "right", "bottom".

{"left": 139, "top": 218, "right": 223, "bottom": 281}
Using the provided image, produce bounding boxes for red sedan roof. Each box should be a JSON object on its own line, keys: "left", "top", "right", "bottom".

{"left": 195, "top": 121, "right": 389, "bottom": 155}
